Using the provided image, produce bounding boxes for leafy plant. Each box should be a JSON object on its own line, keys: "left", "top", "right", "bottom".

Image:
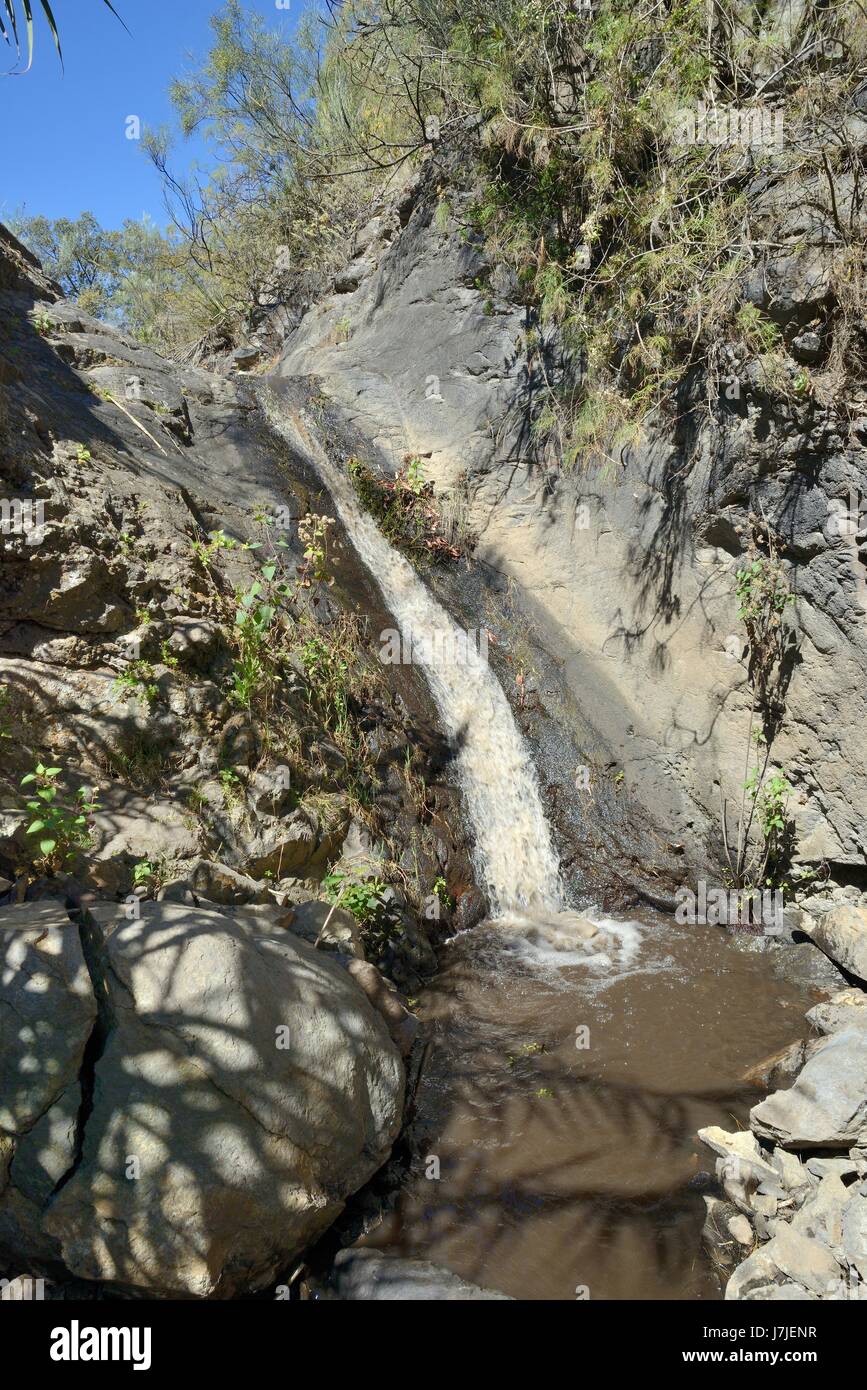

{"left": 230, "top": 579, "right": 276, "bottom": 709}
{"left": 1, "top": 0, "right": 125, "bottom": 73}
{"left": 296, "top": 512, "right": 335, "bottom": 589}
{"left": 132, "top": 858, "right": 155, "bottom": 888}
{"left": 323, "top": 868, "right": 400, "bottom": 956}
{"left": 21, "top": 763, "right": 99, "bottom": 870}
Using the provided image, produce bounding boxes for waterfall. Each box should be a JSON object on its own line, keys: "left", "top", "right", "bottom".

{"left": 265, "top": 398, "right": 563, "bottom": 917}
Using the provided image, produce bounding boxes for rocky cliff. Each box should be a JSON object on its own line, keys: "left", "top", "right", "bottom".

{"left": 0, "top": 221, "right": 475, "bottom": 1295}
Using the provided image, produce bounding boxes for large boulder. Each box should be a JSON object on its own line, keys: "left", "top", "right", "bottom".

{"left": 2, "top": 901, "right": 404, "bottom": 1298}
{"left": 750, "top": 1031, "right": 867, "bottom": 1150}
{"left": 799, "top": 907, "right": 867, "bottom": 984}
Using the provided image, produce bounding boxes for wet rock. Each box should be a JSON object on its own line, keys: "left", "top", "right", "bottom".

{"left": 741, "top": 1036, "right": 823, "bottom": 1089}
{"left": 326, "top": 1249, "right": 512, "bottom": 1300}
{"left": 799, "top": 906, "right": 867, "bottom": 984}
{"left": 750, "top": 1031, "right": 867, "bottom": 1149}
{"left": 379, "top": 910, "right": 437, "bottom": 992}
{"left": 453, "top": 888, "right": 486, "bottom": 932}
{"left": 39, "top": 902, "right": 403, "bottom": 1297}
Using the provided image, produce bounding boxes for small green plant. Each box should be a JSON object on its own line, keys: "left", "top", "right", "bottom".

{"left": 323, "top": 868, "right": 398, "bottom": 956}
{"left": 133, "top": 859, "right": 155, "bottom": 888}
{"left": 405, "top": 456, "right": 426, "bottom": 496}
{"left": 298, "top": 632, "right": 351, "bottom": 738}
{"left": 33, "top": 313, "right": 53, "bottom": 336}
{"left": 434, "top": 196, "right": 451, "bottom": 232}
{"left": 132, "top": 855, "right": 171, "bottom": 892}
{"left": 296, "top": 513, "right": 335, "bottom": 589}
{"left": 75, "top": 444, "right": 92, "bottom": 463}
{"left": 21, "top": 764, "right": 99, "bottom": 871}
{"left": 433, "top": 875, "right": 454, "bottom": 910}
{"left": 323, "top": 870, "right": 388, "bottom": 927}
{"left": 723, "top": 515, "right": 797, "bottom": 893}
{"left": 112, "top": 660, "right": 159, "bottom": 707}
{"left": 191, "top": 528, "right": 240, "bottom": 566}
{"left": 230, "top": 579, "right": 276, "bottom": 709}
{"left": 335, "top": 314, "right": 351, "bottom": 343}
{"left": 218, "top": 766, "right": 244, "bottom": 811}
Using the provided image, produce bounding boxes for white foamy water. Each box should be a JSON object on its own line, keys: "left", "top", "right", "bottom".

{"left": 494, "top": 909, "right": 645, "bottom": 975}
{"left": 266, "top": 400, "right": 563, "bottom": 916}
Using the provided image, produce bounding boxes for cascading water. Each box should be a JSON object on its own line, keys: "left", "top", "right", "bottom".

{"left": 263, "top": 399, "right": 825, "bottom": 1305}
{"left": 265, "top": 398, "right": 563, "bottom": 917}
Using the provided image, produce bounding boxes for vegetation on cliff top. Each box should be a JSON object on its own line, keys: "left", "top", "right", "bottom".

{"left": 11, "top": 2, "right": 866, "bottom": 458}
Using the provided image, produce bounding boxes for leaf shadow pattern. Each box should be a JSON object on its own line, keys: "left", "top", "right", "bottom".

{"left": 1, "top": 901, "right": 406, "bottom": 1298}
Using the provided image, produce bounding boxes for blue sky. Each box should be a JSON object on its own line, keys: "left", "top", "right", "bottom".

{"left": 0, "top": 0, "right": 302, "bottom": 230}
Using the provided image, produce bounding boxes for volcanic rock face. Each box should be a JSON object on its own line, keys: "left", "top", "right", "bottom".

{"left": 277, "top": 147, "right": 867, "bottom": 887}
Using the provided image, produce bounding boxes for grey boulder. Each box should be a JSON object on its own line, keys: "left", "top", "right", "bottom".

{"left": 750, "top": 1032, "right": 867, "bottom": 1150}
{"left": 799, "top": 906, "right": 867, "bottom": 984}
{"left": 19, "top": 902, "right": 404, "bottom": 1298}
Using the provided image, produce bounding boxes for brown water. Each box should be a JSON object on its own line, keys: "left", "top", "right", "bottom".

{"left": 366, "top": 909, "right": 823, "bottom": 1300}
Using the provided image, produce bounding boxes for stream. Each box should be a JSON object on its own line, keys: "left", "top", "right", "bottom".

{"left": 267, "top": 392, "right": 822, "bottom": 1300}
{"left": 363, "top": 909, "right": 819, "bottom": 1299}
